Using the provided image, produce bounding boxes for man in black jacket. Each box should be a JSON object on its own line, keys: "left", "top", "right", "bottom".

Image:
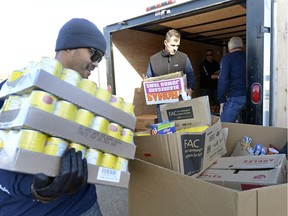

{"left": 146, "top": 29, "right": 196, "bottom": 122}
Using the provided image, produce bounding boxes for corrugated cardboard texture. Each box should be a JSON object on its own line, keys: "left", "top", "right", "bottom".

{"left": 129, "top": 159, "right": 257, "bottom": 216}
{"left": 133, "top": 83, "right": 157, "bottom": 116}
{"left": 135, "top": 114, "right": 157, "bottom": 130}
{"left": 129, "top": 123, "right": 288, "bottom": 216}
{"left": 0, "top": 149, "right": 130, "bottom": 188}
{"left": 160, "top": 96, "right": 211, "bottom": 130}
{"left": 134, "top": 117, "right": 226, "bottom": 176}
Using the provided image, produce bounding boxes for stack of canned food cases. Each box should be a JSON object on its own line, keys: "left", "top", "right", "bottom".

{"left": 0, "top": 57, "right": 136, "bottom": 188}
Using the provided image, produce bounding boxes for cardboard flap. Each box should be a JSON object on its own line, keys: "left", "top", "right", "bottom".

{"left": 134, "top": 135, "right": 173, "bottom": 169}
{"left": 210, "top": 154, "right": 286, "bottom": 170}
{"left": 160, "top": 96, "right": 211, "bottom": 130}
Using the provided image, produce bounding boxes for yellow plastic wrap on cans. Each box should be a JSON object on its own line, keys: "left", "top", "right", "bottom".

{"left": 18, "top": 129, "right": 47, "bottom": 153}
{"left": 7, "top": 70, "right": 23, "bottom": 82}
{"left": 120, "top": 128, "right": 133, "bottom": 144}
{"left": 114, "top": 157, "right": 128, "bottom": 172}
{"left": 122, "top": 102, "right": 135, "bottom": 115}
{"left": 54, "top": 100, "right": 77, "bottom": 121}
{"left": 78, "top": 79, "right": 97, "bottom": 96}
{"left": 100, "top": 153, "right": 117, "bottom": 169}
{"left": 107, "top": 123, "right": 122, "bottom": 140}
{"left": 40, "top": 57, "right": 63, "bottom": 78}
{"left": 74, "top": 109, "right": 94, "bottom": 127}
{"left": 2, "top": 95, "right": 22, "bottom": 111}
{"left": 43, "top": 137, "right": 69, "bottom": 157}
{"left": 29, "top": 90, "right": 57, "bottom": 113}
{"left": 94, "top": 87, "right": 111, "bottom": 102}
{"left": 61, "top": 68, "right": 81, "bottom": 86}
{"left": 85, "top": 148, "right": 103, "bottom": 166}
{"left": 109, "top": 95, "right": 124, "bottom": 110}
{"left": 91, "top": 116, "right": 109, "bottom": 134}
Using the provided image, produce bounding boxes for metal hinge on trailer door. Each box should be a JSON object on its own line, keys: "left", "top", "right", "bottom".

{"left": 257, "top": 25, "right": 271, "bottom": 38}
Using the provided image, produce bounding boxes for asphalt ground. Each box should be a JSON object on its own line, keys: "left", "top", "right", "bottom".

{"left": 97, "top": 184, "right": 128, "bottom": 216}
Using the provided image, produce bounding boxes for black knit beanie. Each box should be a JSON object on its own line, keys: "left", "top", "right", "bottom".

{"left": 55, "top": 18, "right": 107, "bottom": 54}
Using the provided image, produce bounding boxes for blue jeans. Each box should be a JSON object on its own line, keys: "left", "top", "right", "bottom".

{"left": 221, "top": 96, "right": 246, "bottom": 123}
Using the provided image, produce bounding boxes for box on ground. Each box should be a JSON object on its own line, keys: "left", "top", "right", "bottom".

{"left": 198, "top": 154, "right": 287, "bottom": 190}
{"left": 143, "top": 72, "right": 188, "bottom": 105}
{"left": 134, "top": 116, "right": 227, "bottom": 176}
{"left": 128, "top": 123, "right": 288, "bottom": 216}
{"left": 135, "top": 114, "right": 157, "bottom": 131}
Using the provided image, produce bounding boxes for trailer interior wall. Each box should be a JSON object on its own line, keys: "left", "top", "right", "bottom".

{"left": 111, "top": 29, "right": 222, "bottom": 115}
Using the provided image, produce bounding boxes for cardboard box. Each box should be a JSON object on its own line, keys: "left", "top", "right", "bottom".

{"left": 128, "top": 123, "right": 288, "bottom": 216}
{"left": 0, "top": 69, "right": 136, "bottom": 188}
{"left": 198, "top": 154, "right": 287, "bottom": 190}
{"left": 143, "top": 72, "right": 188, "bottom": 105}
{"left": 0, "top": 107, "right": 136, "bottom": 159}
{"left": 0, "top": 69, "right": 136, "bottom": 130}
{"left": 134, "top": 117, "right": 227, "bottom": 176}
{"left": 135, "top": 114, "right": 157, "bottom": 131}
{"left": 160, "top": 96, "right": 211, "bottom": 130}
{"left": 0, "top": 149, "right": 130, "bottom": 188}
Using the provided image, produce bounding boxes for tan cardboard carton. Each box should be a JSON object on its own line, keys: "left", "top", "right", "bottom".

{"left": 128, "top": 123, "right": 288, "bottom": 216}
{"left": 0, "top": 69, "right": 136, "bottom": 188}
{"left": 135, "top": 114, "right": 157, "bottom": 131}
{"left": 198, "top": 154, "right": 287, "bottom": 190}
{"left": 0, "top": 149, "right": 130, "bottom": 188}
{"left": 160, "top": 95, "right": 211, "bottom": 129}
{"left": 143, "top": 72, "right": 188, "bottom": 105}
{"left": 0, "top": 69, "right": 136, "bottom": 130}
{"left": 134, "top": 116, "right": 227, "bottom": 176}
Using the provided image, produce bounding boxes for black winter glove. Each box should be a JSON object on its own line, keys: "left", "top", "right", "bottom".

{"left": 31, "top": 148, "right": 88, "bottom": 202}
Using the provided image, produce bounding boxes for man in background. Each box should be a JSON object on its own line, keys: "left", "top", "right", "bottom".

{"left": 218, "top": 36, "right": 246, "bottom": 123}
{"left": 199, "top": 49, "right": 220, "bottom": 106}
{"left": 146, "top": 29, "right": 196, "bottom": 122}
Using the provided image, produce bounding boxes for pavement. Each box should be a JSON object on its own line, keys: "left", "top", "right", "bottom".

{"left": 97, "top": 184, "right": 128, "bottom": 216}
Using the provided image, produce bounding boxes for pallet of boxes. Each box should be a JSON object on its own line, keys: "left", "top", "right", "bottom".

{"left": 129, "top": 72, "right": 288, "bottom": 216}
{"left": 0, "top": 57, "right": 136, "bottom": 188}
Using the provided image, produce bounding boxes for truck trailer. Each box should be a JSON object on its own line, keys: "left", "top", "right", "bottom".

{"left": 103, "top": 0, "right": 287, "bottom": 127}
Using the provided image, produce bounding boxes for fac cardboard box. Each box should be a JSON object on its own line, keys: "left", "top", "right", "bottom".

{"left": 198, "top": 154, "right": 287, "bottom": 190}
{"left": 134, "top": 116, "right": 227, "bottom": 176}
{"left": 143, "top": 72, "right": 188, "bottom": 105}
{"left": 160, "top": 96, "right": 211, "bottom": 130}
{"left": 128, "top": 123, "right": 288, "bottom": 216}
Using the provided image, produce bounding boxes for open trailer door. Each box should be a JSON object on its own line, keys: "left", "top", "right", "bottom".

{"left": 246, "top": 0, "right": 272, "bottom": 126}
{"left": 103, "top": 0, "right": 278, "bottom": 126}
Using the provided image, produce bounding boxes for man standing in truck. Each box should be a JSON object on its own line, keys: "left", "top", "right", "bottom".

{"left": 218, "top": 36, "right": 247, "bottom": 123}
{"left": 199, "top": 49, "right": 220, "bottom": 106}
{"left": 146, "top": 29, "right": 196, "bottom": 122}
